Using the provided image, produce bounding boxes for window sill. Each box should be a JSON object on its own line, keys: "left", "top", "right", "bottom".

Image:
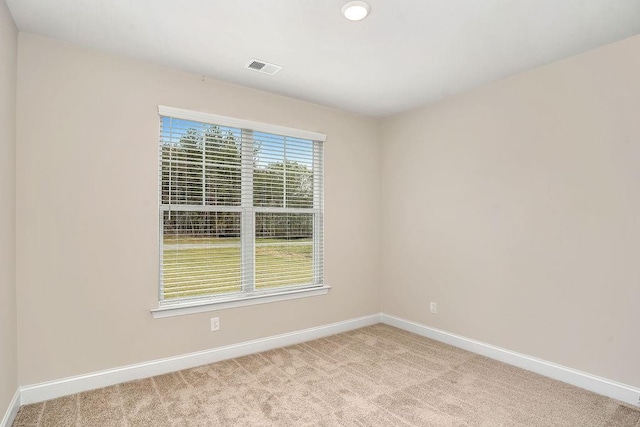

{"left": 151, "top": 285, "right": 331, "bottom": 319}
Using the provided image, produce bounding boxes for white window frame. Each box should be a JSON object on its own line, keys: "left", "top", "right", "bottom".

{"left": 152, "top": 106, "right": 329, "bottom": 318}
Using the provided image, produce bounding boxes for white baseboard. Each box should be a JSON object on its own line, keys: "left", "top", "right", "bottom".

{"left": 0, "top": 390, "right": 20, "bottom": 427}
{"left": 380, "top": 313, "right": 640, "bottom": 408}
{"left": 20, "top": 314, "right": 380, "bottom": 405}
{"left": 16, "top": 312, "right": 640, "bottom": 409}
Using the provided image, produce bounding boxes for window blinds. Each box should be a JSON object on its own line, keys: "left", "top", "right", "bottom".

{"left": 159, "top": 106, "right": 324, "bottom": 303}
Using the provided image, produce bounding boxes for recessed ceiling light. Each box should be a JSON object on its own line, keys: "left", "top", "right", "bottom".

{"left": 342, "top": 1, "right": 370, "bottom": 21}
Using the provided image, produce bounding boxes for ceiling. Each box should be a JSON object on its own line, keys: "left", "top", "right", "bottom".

{"left": 6, "top": 0, "right": 640, "bottom": 117}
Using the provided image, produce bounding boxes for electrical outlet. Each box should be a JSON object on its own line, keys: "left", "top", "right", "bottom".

{"left": 210, "top": 317, "right": 220, "bottom": 332}
{"left": 430, "top": 302, "right": 437, "bottom": 314}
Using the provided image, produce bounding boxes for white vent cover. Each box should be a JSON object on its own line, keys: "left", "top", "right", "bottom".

{"left": 245, "top": 59, "right": 283, "bottom": 75}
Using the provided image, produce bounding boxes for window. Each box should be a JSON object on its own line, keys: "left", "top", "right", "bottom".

{"left": 153, "top": 106, "right": 327, "bottom": 317}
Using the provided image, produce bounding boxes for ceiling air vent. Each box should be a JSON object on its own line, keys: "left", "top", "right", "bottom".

{"left": 245, "top": 59, "right": 283, "bottom": 76}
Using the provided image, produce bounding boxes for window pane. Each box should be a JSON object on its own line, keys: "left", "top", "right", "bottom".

{"left": 162, "top": 211, "right": 241, "bottom": 300}
{"left": 255, "top": 213, "right": 313, "bottom": 289}
{"left": 161, "top": 117, "right": 241, "bottom": 206}
{"left": 253, "top": 134, "right": 314, "bottom": 208}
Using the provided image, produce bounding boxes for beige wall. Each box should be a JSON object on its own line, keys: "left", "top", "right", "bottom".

{"left": 13, "top": 27, "right": 640, "bottom": 392}
{"left": 16, "top": 33, "right": 381, "bottom": 385}
{"left": 0, "top": 0, "right": 18, "bottom": 413}
{"left": 381, "top": 35, "right": 640, "bottom": 388}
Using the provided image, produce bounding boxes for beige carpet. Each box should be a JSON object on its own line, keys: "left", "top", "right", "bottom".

{"left": 13, "top": 324, "right": 640, "bottom": 426}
